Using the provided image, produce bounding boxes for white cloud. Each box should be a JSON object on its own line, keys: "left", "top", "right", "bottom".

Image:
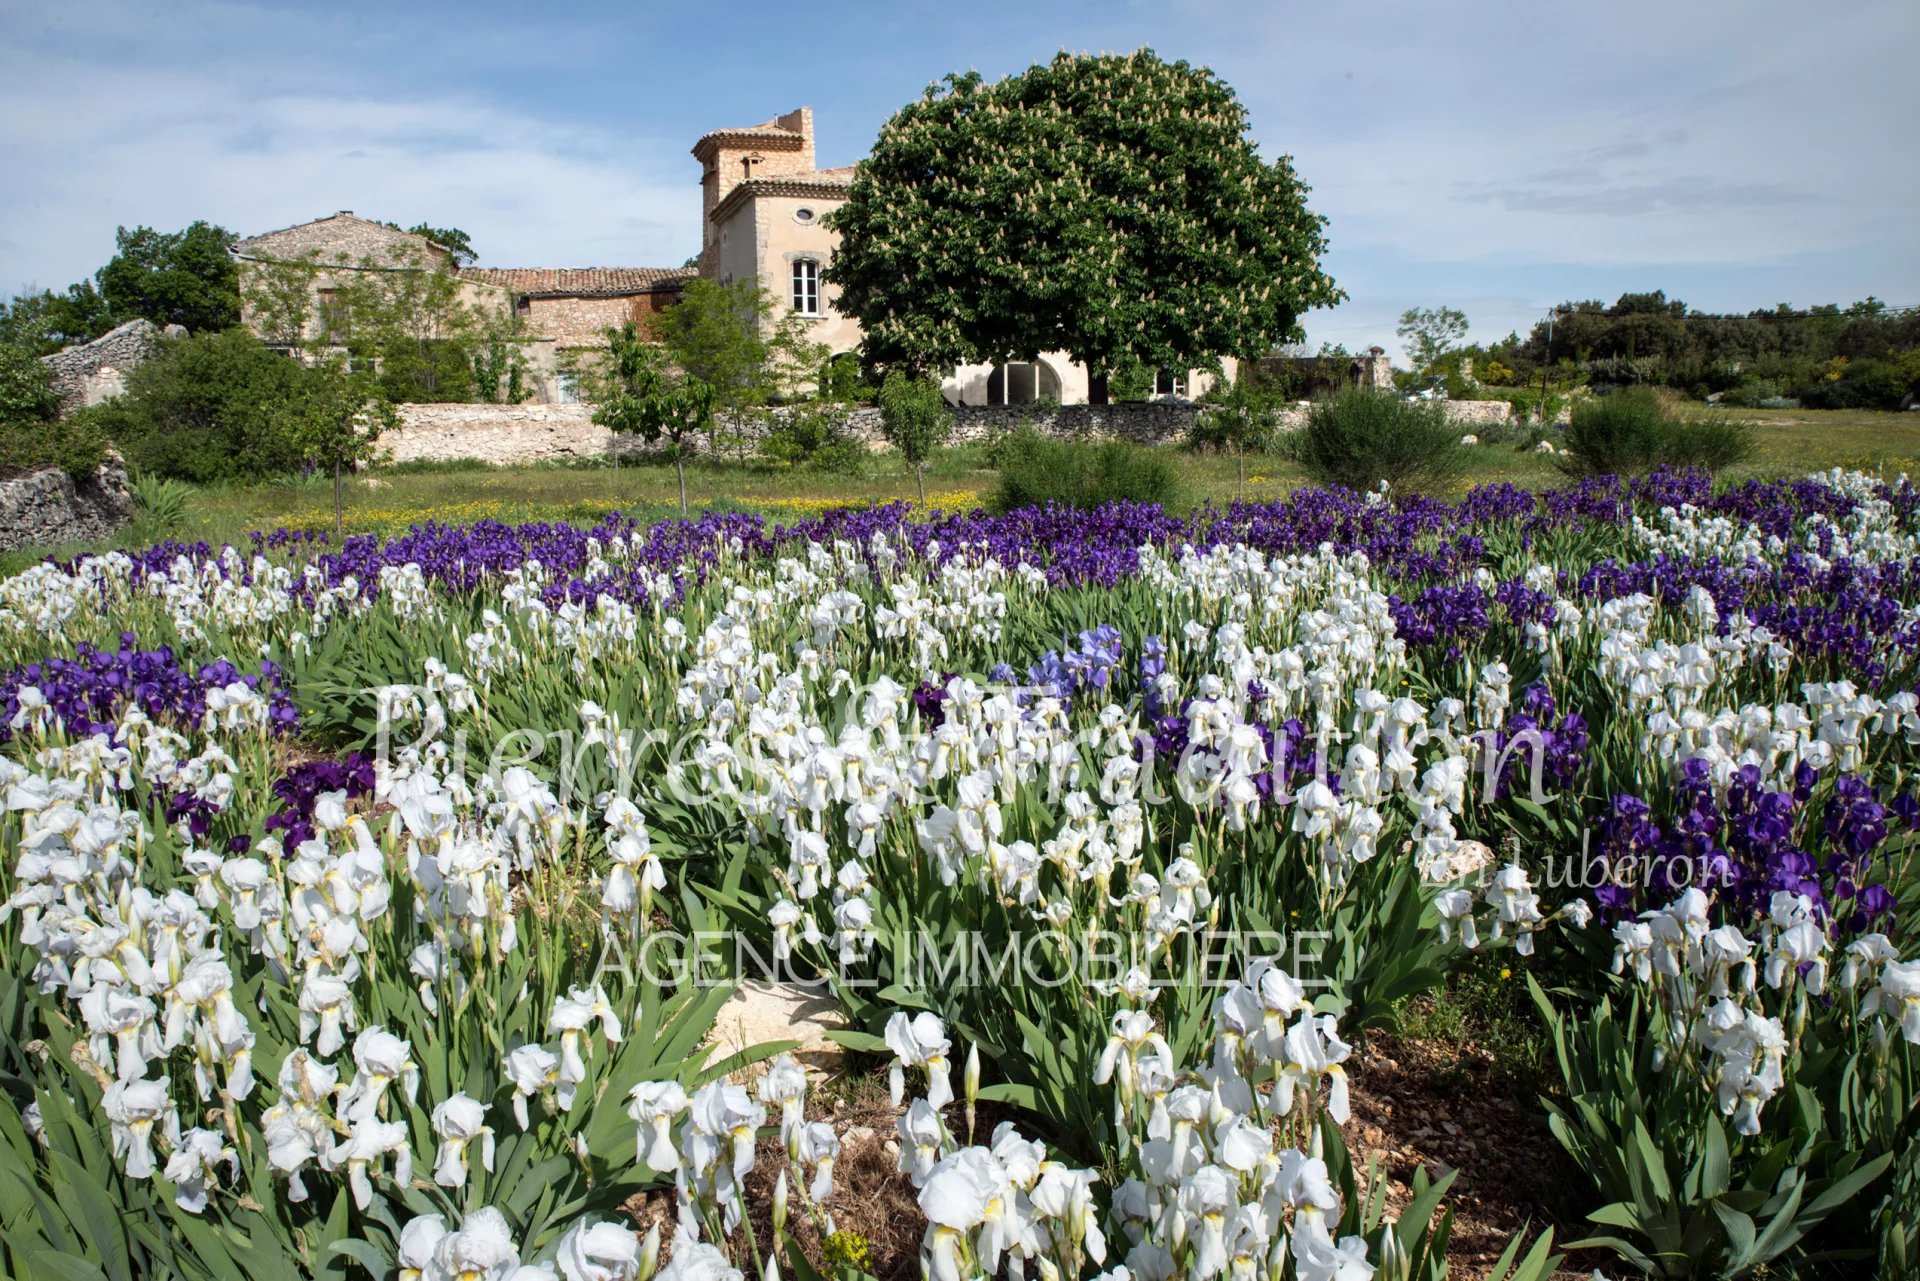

{"left": 1162, "top": 0, "right": 1920, "bottom": 357}
{"left": 3, "top": 0, "right": 1914, "bottom": 370}
{"left": 0, "top": 3, "right": 699, "bottom": 296}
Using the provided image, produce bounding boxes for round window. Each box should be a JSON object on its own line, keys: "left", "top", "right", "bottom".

{"left": 794, "top": 207, "right": 816, "bottom": 224}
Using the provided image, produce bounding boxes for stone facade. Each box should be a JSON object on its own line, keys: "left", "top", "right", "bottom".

{"left": 232, "top": 215, "right": 514, "bottom": 352}
{"left": 40, "top": 319, "right": 172, "bottom": 414}
{"left": 0, "top": 459, "right": 135, "bottom": 552}
{"left": 458, "top": 268, "right": 694, "bottom": 352}
{"left": 520, "top": 293, "right": 661, "bottom": 349}
{"left": 232, "top": 216, "right": 688, "bottom": 402}
{"left": 232, "top": 211, "right": 456, "bottom": 271}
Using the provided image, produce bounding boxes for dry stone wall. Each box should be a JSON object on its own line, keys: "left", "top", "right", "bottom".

{"left": 0, "top": 460, "right": 135, "bottom": 552}
{"left": 382, "top": 404, "right": 613, "bottom": 465}
{"left": 40, "top": 320, "right": 175, "bottom": 415}
{"left": 948, "top": 403, "right": 1206, "bottom": 443}
{"left": 383, "top": 397, "right": 1512, "bottom": 465}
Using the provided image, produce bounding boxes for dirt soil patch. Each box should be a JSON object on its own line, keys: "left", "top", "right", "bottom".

{"left": 1343, "top": 1031, "right": 1602, "bottom": 1280}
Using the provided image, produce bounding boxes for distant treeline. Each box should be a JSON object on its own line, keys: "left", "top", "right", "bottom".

{"left": 1497, "top": 291, "right": 1920, "bottom": 410}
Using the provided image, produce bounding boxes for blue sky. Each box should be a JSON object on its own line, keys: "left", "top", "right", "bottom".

{"left": 3, "top": 0, "right": 1915, "bottom": 359}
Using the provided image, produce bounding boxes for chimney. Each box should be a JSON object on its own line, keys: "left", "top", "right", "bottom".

{"left": 775, "top": 106, "right": 815, "bottom": 172}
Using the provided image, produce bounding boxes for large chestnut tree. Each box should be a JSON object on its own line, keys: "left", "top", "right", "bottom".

{"left": 825, "top": 50, "right": 1343, "bottom": 381}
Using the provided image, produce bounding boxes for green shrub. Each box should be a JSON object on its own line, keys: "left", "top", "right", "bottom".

{"left": 0, "top": 345, "right": 60, "bottom": 428}
{"left": 1559, "top": 387, "right": 1753, "bottom": 476}
{"left": 1717, "top": 379, "right": 1790, "bottom": 409}
{"left": 760, "top": 404, "right": 868, "bottom": 475}
{"left": 1665, "top": 417, "right": 1756, "bottom": 472}
{"left": 0, "top": 416, "right": 111, "bottom": 480}
{"left": 85, "top": 329, "right": 385, "bottom": 483}
{"left": 1296, "top": 388, "right": 1468, "bottom": 495}
{"left": 1189, "top": 375, "right": 1285, "bottom": 456}
{"left": 1795, "top": 352, "right": 1920, "bottom": 411}
{"left": 1557, "top": 387, "right": 1675, "bottom": 476}
{"left": 876, "top": 372, "right": 951, "bottom": 502}
{"left": 0, "top": 345, "right": 104, "bottom": 479}
{"left": 991, "top": 430, "right": 1184, "bottom": 513}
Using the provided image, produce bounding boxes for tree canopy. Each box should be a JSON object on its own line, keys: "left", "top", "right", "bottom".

{"left": 588, "top": 322, "right": 715, "bottom": 510}
{"left": 825, "top": 49, "right": 1342, "bottom": 379}
{"left": 1396, "top": 305, "right": 1469, "bottom": 372}
{"left": 382, "top": 223, "right": 478, "bottom": 266}
{"left": 874, "top": 371, "right": 950, "bottom": 503}
{"left": 95, "top": 221, "right": 240, "bottom": 334}
{"left": 652, "top": 279, "right": 825, "bottom": 412}
{"left": 1511, "top": 292, "right": 1920, "bottom": 408}
{"left": 0, "top": 283, "right": 115, "bottom": 357}
{"left": 1, "top": 222, "right": 238, "bottom": 354}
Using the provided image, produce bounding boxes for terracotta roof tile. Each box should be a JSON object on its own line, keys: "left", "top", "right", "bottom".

{"left": 457, "top": 266, "right": 695, "bottom": 296}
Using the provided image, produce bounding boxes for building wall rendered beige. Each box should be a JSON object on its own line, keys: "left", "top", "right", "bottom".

{"left": 714, "top": 202, "right": 761, "bottom": 293}
{"left": 755, "top": 194, "right": 861, "bottom": 355}
{"left": 944, "top": 355, "right": 1234, "bottom": 407}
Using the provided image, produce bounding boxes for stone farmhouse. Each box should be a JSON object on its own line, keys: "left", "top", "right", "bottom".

{"left": 231, "top": 212, "right": 691, "bottom": 403}
{"left": 235, "top": 106, "right": 1231, "bottom": 406}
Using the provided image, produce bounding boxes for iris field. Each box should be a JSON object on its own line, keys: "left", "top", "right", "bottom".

{"left": 0, "top": 464, "right": 1915, "bottom": 1281}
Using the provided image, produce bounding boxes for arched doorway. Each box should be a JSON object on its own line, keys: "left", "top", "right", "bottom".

{"left": 986, "top": 360, "right": 1063, "bottom": 406}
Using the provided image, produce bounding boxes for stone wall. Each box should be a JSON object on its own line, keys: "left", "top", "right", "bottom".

{"left": 381, "top": 397, "right": 1513, "bottom": 466}
{"left": 385, "top": 402, "right": 887, "bottom": 465}
{"left": 949, "top": 402, "right": 1207, "bottom": 443}
{"left": 40, "top": 319, "right": 173, "bottom": 415}
{"left": 383, "top": 404, "right": 613, "bottom": 465}
{"left": 0, "top": 460, "right": 135, "bottom": 552}
{"left": 382, "top": 401, "right": 1203, "bottom": 465}
{"left": 1443, "top": 399, "right": 1516, "bottom": 428}
{"left": 523, "top": 293, "right": 675, "bottom": 348}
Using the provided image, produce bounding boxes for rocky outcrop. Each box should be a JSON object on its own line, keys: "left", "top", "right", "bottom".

{"left": 704, "top": 979, "right": 848, "bottom": 1077}
{"left": 0, "top": 459, "right": 136, "bottom": 553}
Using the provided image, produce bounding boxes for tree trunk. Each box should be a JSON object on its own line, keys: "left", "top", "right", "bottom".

{"left": 333, "top": 459, "right": 344, "bottom": 541}
{"left": 676, "top": 455, "right": 688, "bottom": 513}
{"left": 1236, "top": 444, "right": 1246, "bottom": 502}
{"left": 916, "top": 460, "right": 927, "bottom": 507}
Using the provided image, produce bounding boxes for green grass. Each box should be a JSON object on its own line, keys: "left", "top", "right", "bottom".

{"left": 7, "top": 407, "right": 1919, "bottom": 574}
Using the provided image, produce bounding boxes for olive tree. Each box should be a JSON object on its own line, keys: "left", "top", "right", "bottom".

{"left": 826, "top": 49, "right": 1342, "bottom": 383}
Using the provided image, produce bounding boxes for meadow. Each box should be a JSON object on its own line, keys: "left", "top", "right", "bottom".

{"left": 14, "top": 407, "right": 1917, "bottom": 570}
{"left": 0, "top": 411, "right": 1916, "bottom": 1281}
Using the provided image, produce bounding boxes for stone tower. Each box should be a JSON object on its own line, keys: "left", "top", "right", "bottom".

{"left": 691, "top": 107, "right": 816, "bottom": 276}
